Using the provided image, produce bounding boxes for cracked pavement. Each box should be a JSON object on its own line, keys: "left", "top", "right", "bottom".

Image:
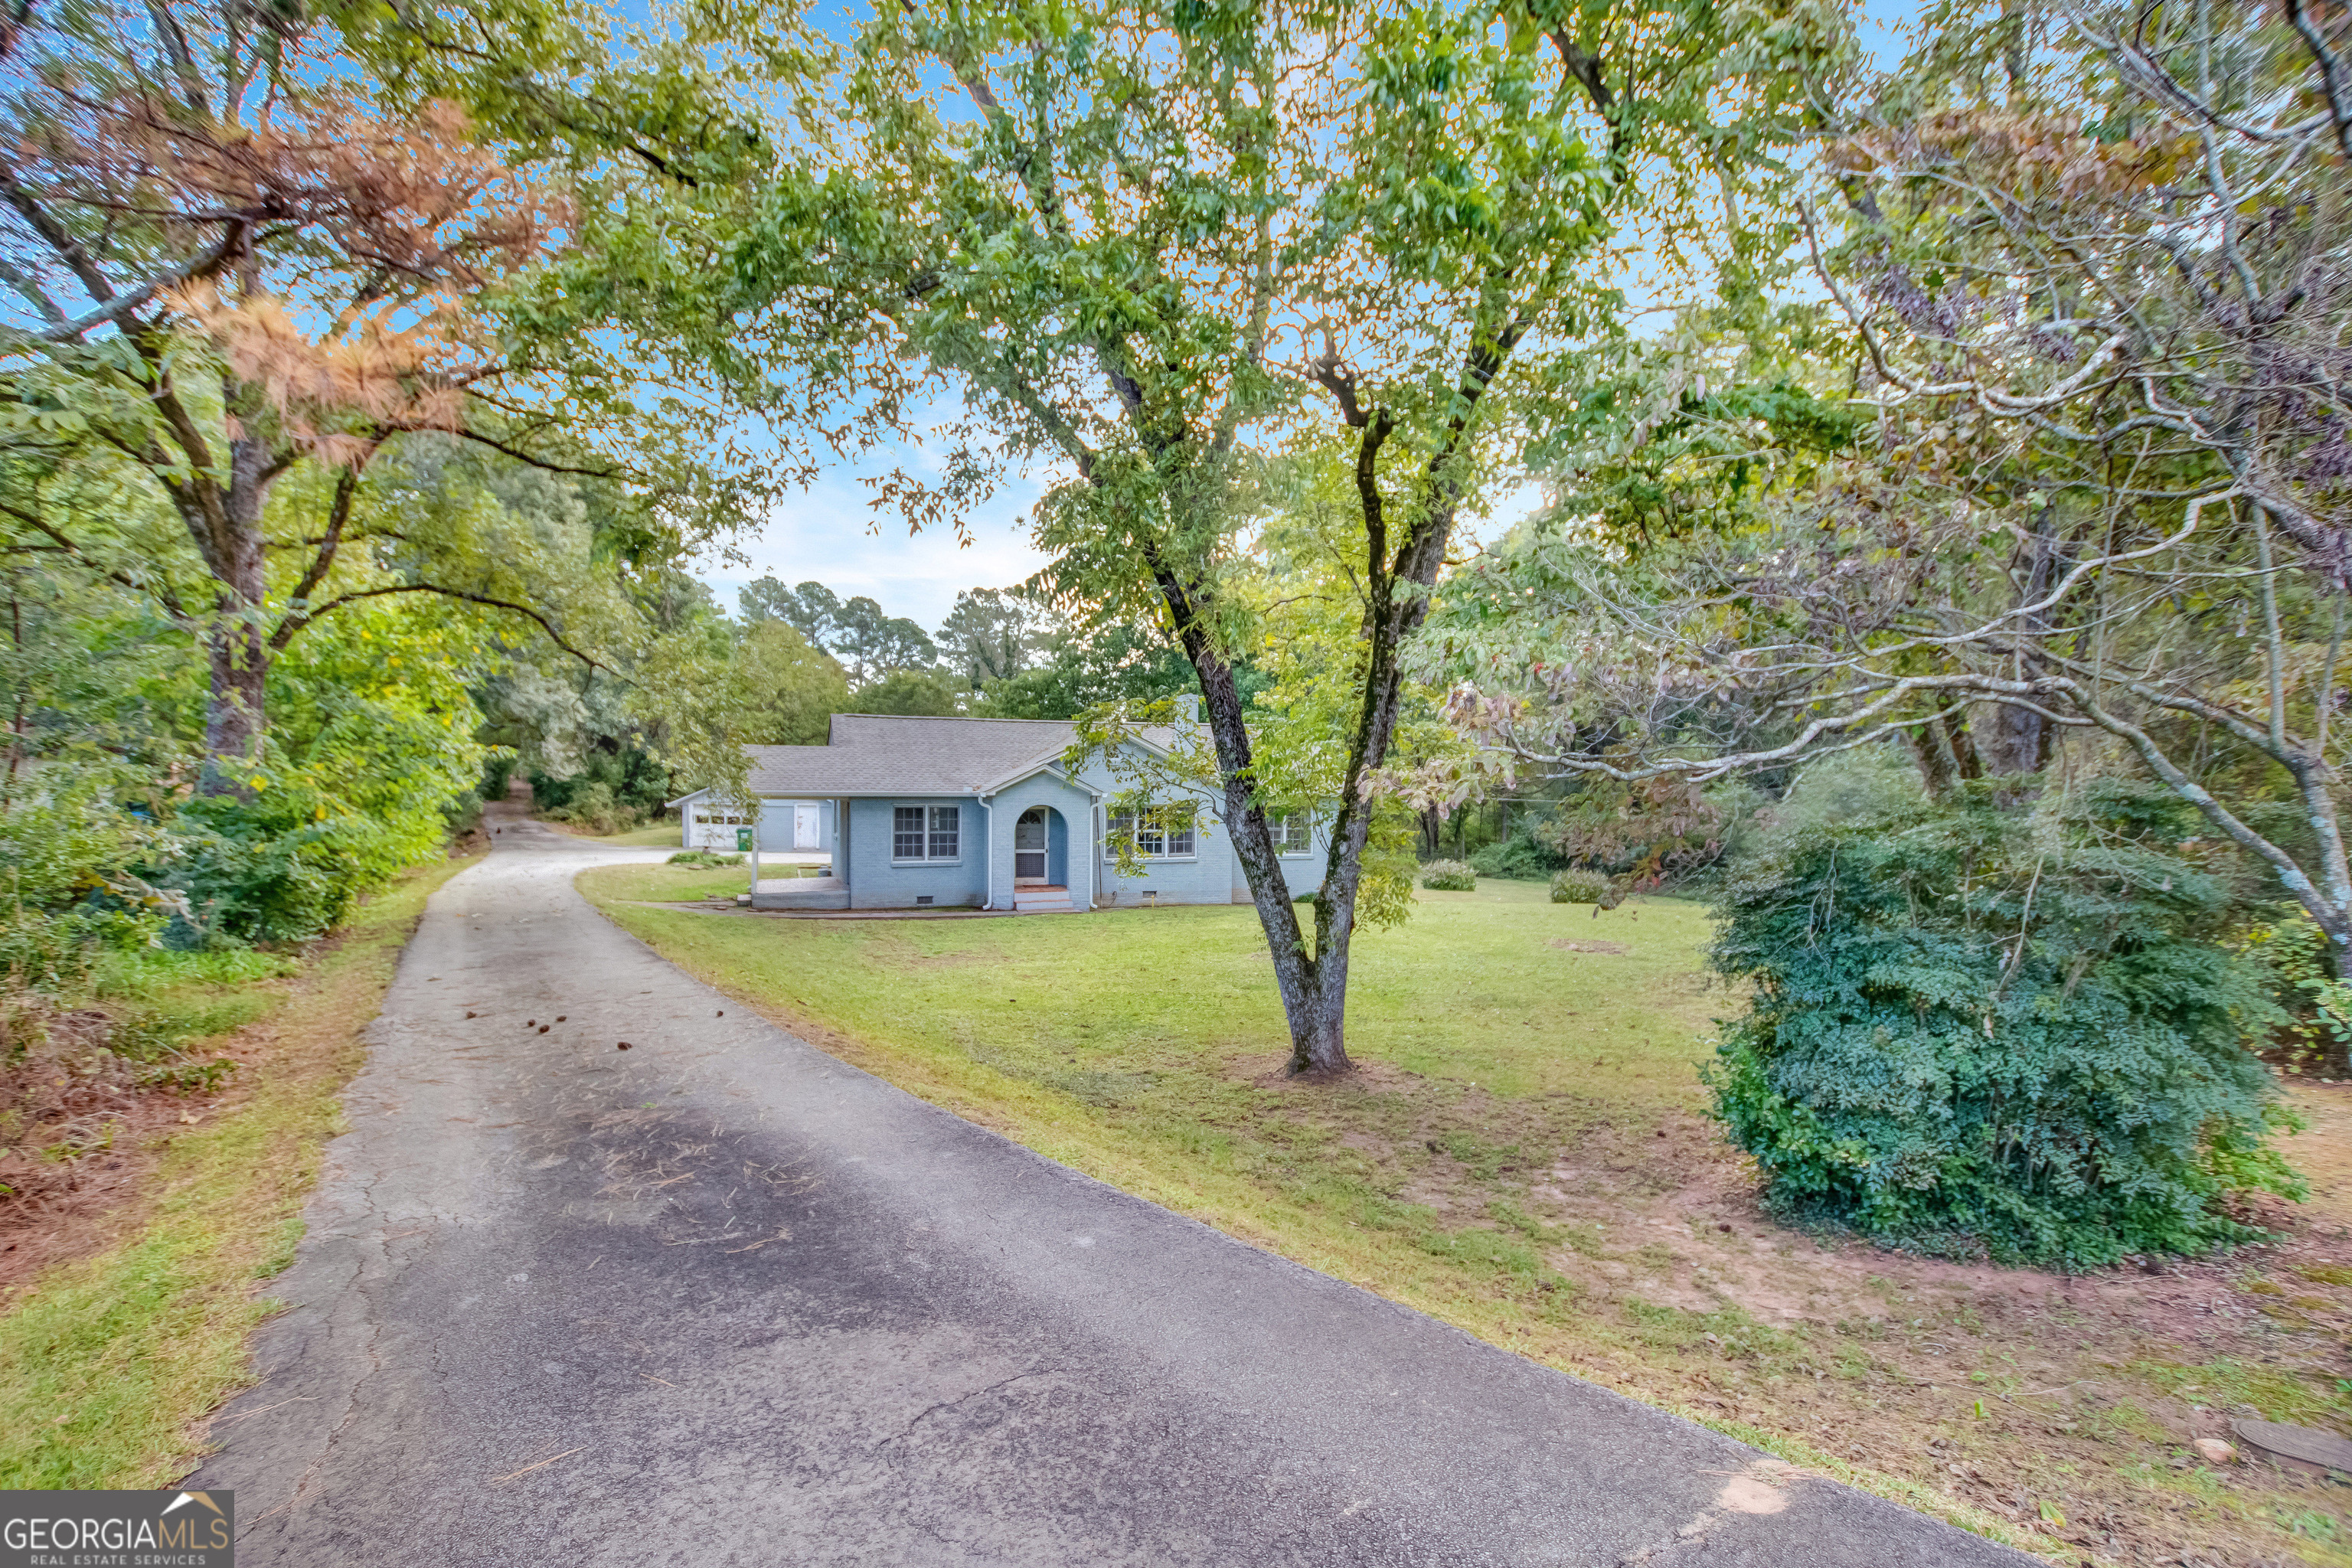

{"left": 192, "top": 815, "right": 2035, "bottom": 1566}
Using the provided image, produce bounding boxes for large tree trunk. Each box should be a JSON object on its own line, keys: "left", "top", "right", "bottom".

{"left": 1187, "top": 645, "right": 1348, "bottom": 1073}
{"left": 192, "top": 435, "right": 278, "bottom": 795}
{"left": 1174, "top": 535, "right": 1427, "bottom": 1076}
{"left": 1972, "top": 518, "right": 2060, "bottom": 784}
{"left": 201, "top": 614, "right": 269, "bottom": 786}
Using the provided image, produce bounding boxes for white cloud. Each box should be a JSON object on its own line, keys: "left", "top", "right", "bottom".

{"left": 693, "top": 422, "right": 1057, "bottom": 631}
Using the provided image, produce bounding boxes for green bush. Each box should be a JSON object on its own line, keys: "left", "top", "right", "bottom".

{"left": 530, "top": 746, "right": 668, "bottom": 825}
{"left": 2232, "top": 907, "right": 2352, "bottom": 1076}
{"left": 1419, "top": 859, "right": 1476, "bottom": 891}
{"left": 480, "top": 752, "right": 519, "bottom": 801}
{"left": 163, "top": 791, "right": 364, "bottom": 946}
{"left": 1549, "top": 867, "right": 1609, "bottom": 904}
{"left": 666, "top": 850, "right": 743, "bottom": 867}
{"left": 1706, "top": 781, "right": 2300, "bottom": 1266}
{"left": 1468, "top": 831, "right": 1563, "bottom": 880}
{"left": 541, "top": 781, "right": 641, "bottom": 837}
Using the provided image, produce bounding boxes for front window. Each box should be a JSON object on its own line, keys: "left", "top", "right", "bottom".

{"left": 1107, "top": 804, "right": 1197, "bottom": 859}
{"left": 1269, "top": 811, "right": 1312, "bottom": 854}
{"left": 893, "top": 804, "right": 961, "bottom": 861}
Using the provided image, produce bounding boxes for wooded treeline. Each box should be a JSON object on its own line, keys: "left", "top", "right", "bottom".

{"left": 4, "top": 0, "right": 2346, "bottom": 1263}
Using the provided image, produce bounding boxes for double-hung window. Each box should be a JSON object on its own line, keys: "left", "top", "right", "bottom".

{"left": 1269, "top": 811, "right": 1313, "bottom": 856}
{"left": 1106, "top": 803, "right": 1196, "bottom": 859}
{"left": 893, "top": 804, "right": 959, "bottom": 862}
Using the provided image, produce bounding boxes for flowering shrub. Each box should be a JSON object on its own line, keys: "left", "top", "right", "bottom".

{"left": 1549, "top": 868, "right": 1609, "bottom": 904}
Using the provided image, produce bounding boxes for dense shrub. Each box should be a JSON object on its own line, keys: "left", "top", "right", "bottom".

{"left": 531, "top": 746, "right": 667, "bottom": 835}
{"left": 1549, "top": 868, "right": 1609, "bottom": 904}
{"left": 1419, "top": 860, "right": 1476, "bottom": 891}
{"left": 541, "top": 781, "right": 638, "bottom": 835}
{"left": 161, "top": 732, "right": 480, "bottom": 946}
{"left": 1707, "top": 781, "right": 2299, "bottom": 1267}
{"left": 1468, "top": 831, "right": 1563, "bottom": 880}
{"left": 0, "top": 778, "right": 268, "bottom": 1148}
{"left": 164, "top": 790, "right": 374, "bottom": 946}
{"left": 0, "top": 775, "right": 166, "bottom": 997}
{"left": 667, "top": 850, "right": 743, "bottom": 867}
{"left": 2232, "top": 908, "right": 2352, "bottom": 1077}
{"left": 441, "top": 789, "right": 485, "bottom": 841}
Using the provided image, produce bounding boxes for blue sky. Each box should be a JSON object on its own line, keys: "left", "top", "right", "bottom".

{"left": 683, "top": 1, "right": 1919, "bottom": 635}
{"left": 677, "top": 1, "right": 1040, "bottom": 631}
{"left": 691, "top": 430, "right": 1051, "bottom": 632}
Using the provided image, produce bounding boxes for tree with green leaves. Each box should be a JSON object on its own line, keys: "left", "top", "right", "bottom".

{"left": 665, "top": 0, "right": 1841, "bottom": 1071}
{"left": 1426, "top": 0, "right": 2352, "bottom": 951}
{"left": 973, "top": 619, "right": 1197, "bottom": 720}
{"left": 936, "top": 586, "right": 1048, "bottom": 691}
{"left": 853, "top": 666, "right": 965, "bottom": 717}
{"left": 737, "top": 618, "right": 850, "bottom": 743}
{"left": 739, "top": 577, "right": 843, "bottom": 643}
{"left": 1406, "top": 0, "right": 2352, "bottom": 1245}
{"left": 0, "top": 0, "right": 757, "bottom": 790}
{"left": 737, "top": 577, "right": 936, "bottom": 681}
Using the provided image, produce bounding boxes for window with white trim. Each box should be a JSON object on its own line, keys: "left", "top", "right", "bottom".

{"left": 1106, "top": 804, "right": 1197, "bottom": 859}
{"left": 893, "top": 804, "right": 959, "bottom": 861}
{"left": 1269, "top": 811, "right": 1314, "bottom": 855}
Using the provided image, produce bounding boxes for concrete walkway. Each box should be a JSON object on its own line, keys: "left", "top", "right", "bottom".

{"left": 194, "top": 815, "right": 2032, "bottom": 1566}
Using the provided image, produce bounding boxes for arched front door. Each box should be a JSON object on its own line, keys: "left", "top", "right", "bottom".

{"left": 1014, "top": 806, "right": 1049, "bottom": 884}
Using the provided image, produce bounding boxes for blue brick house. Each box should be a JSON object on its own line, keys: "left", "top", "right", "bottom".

{"left": 665, "top": 707, "right": 1330, "bottom": 913}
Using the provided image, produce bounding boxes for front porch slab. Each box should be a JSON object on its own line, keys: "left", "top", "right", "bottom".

{"left": 750, "top": 875, "right": 851, "bottom": 910}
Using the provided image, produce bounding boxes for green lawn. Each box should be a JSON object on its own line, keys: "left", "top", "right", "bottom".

{"left": 582, "top": 820, "right": 686, "bottom": 848}
{"left": 583, "top": 865, "right": 2352, "bottom": 1566}
{"left": 584, "top": 865, "right": 1715, "bottom": 1105}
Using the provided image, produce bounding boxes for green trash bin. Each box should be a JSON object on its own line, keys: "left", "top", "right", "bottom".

{"left": 735, "top": 827, "right": 754, "bottom": 853}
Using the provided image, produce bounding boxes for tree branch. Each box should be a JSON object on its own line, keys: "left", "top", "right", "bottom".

{"left": 9, "top": 220, "right": 247, "bottom": 344}
{"left": 0, "top": 497, "right": 191, "bottom": 620}
{"left": 268, "top": 581, "right": 616, "bottom": 672}
{"left": 280, "top": 466, "right": 358, "bottom": 612}
{"left": 456, "top": 426, "right": 623, "bottom": 479}
{"left": 2286, "top": 0, "right": 2352, "bottom": 159}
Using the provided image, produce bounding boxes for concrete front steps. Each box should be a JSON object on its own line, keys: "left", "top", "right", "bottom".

{"left": 1011, "top": 884, "right": 1075, "bottom": 913}
{"left": 750, "top": 876, "right": 851, "bottom": 911}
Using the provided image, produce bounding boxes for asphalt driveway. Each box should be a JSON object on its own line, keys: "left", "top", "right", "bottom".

{"left": 194, "top": 818, "right": 2034, "bottom": 1566}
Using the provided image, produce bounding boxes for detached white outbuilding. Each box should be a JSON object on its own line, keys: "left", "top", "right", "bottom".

{"left": 666, "top": 792, "right": 836, "bottom": 854}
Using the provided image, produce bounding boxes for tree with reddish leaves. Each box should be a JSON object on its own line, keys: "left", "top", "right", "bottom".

{"left": 0, "top": 0, "right": 742, "bottom": 789}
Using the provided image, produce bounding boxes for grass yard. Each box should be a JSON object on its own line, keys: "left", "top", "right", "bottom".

{"left": 584, "top": 864, "right": 2352, "bottom": 1568}
{"left": 581, "top": 820, "right": 686, "bottom": 848}
{"left": 0, "top": 852, "right": 479, "bottom": 1488}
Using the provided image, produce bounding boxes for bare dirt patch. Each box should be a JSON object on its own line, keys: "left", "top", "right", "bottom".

{"left": 1238, "top": 1052, "right": 1422, "bottom": 1093}
{"left": 0, "top": 995, "right": 292, "bottom": 1293}
{"left": 1246, "top": 1067, "right": 2352, "bottom": 1566}
{"left": 1550, "top": 938, "right": 1632, "bottom": 955}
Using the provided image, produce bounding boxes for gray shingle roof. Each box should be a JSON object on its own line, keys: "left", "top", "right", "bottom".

{"left": 707, "top": 714, "right": 1178, "bottom": 799}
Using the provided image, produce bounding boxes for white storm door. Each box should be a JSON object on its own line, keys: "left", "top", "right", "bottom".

{"left": 793, "top": 803, "right": 820, "bottom": 849}
{"left": 1014, "top": 809, "right": 1047, "bottom": 880}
